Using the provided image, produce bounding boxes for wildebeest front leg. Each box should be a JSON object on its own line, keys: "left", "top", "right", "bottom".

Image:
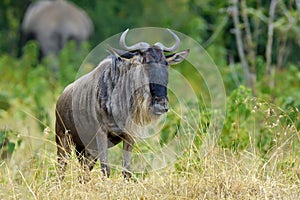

{"left": 96, "top": 130, "right": 110, "bottom": 177}
{"left": 56, "top": 130, "right": 72, "bottom": 181}
{"left": 122, "top": 134, "right": 135, "bottom": 179}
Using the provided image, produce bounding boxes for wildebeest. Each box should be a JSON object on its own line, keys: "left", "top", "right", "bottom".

{"left": 55, "top": 29, "right": 189, "bottom": 180}
{"left": 20, "top": 0, "right": 93, "bottom": 62}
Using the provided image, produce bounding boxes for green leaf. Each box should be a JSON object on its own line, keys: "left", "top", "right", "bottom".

{"left": 0, "top": 93, "right": 10, "bottom": 111}
{"left": 7, "top": 142, "right": 15, "bottom": 154}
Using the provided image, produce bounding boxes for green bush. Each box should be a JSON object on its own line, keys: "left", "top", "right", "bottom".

{"left": 220, "top": 86, "right": 252, "bottom": 151}
{"left": 0, "top": 40, "right": 89, "bottom": 131}
{"left": 0, "top": 129, "right": 21, "bottom": 159}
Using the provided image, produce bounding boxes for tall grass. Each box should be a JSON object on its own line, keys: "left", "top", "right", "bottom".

{"left": 1, "top": 140, "right": 299, "bottom": 199}
{"left": 0, "top": 96, "right": 299, "bottom": 199}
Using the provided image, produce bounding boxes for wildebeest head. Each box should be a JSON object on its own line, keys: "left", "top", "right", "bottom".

{"left": 111, "top": 29, "right": 189, "bottom": 116}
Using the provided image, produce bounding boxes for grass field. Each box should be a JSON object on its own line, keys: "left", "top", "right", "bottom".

{"left": 1, "top": 139, "right": 299, "bottom": 199}
{"left": 0, "top": 98, "right": 299, "bottom": 199}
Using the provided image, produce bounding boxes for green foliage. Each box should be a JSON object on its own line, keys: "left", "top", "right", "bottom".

{"left": 256, "top": 127, "right": 275, "bottom": 155}
{"left": 79, "top": 0, "right": 144, "bottom": 45}
{"left": 255, "top": 64, "right": 300, "bottom": 130}
{"left": 0, "top": 40, "right": 87, "bottom": 131}
{"left": 0, "top": 129, "right": 21, "bottom": 159}
{"left": 0, "top": 0, "right": 30, "bottom": 56}
{"left": 219, "top": 83, "right": 299, "bottom": 156}
{"left": 160, "top": 111, "right": 181, "bottom": 146}
{"left": 220, "top": 86, "right": 252, "bottom": 151}
{"left": 0, "top": 92, "right": 11, "bottom": 111}
{"left": 58, "top": 41, "right": 91, "bottom": 86}
{"left": 0, "top": 0, "right": 299, "bottom": 73}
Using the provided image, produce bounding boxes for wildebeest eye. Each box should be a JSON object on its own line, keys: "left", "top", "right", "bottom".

{"left": 120, "top": 52, "right": 137, "bottom": 59}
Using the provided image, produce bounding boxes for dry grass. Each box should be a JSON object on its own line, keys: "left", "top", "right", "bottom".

{"left": 1, "top": 99, "right": 299, "bottom": 199}
{"left": 1, "top": 140, "right": 299, "bottom": 200}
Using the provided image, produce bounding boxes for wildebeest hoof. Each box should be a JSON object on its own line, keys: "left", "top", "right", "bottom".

{"left": 101, "top": 165, "right": 111, "bottom": 178}
{"left": 122, "top": 171, "right": 132, "bottom": 180}
{"left": 78, "top": 174, "right": 91, "bottom": 184}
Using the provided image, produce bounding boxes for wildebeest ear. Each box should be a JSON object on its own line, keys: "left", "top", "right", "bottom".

{"left": 166, "top": 49, "right": 189, "bottom": 65}
{"left": 108, "top": 47, "right": 137, "bottom": 59}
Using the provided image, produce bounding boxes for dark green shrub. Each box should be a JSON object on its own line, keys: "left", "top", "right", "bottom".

{"left": 0, "top": 129, "right": 22, "bottom": 159}
{"left": 220, "top": 86, "right": 252, "bottom": 151}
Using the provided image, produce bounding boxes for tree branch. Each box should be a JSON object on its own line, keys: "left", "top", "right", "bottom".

{"left": 231, "top": 0, "right": 251, "bottom": 88}
{"left": 241, "top": 0, "right": 256, "bottom": 73}
{"left": 266, "top": 0, "right": 278, "bottom": 74}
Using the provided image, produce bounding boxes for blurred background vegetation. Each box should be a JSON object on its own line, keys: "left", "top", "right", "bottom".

{"left": 0, "top": 0, "right": 299, "bottom": 166}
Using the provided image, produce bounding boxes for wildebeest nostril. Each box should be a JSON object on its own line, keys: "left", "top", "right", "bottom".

{"left": 164, "top": 102, "right": 169, "bottom": 112}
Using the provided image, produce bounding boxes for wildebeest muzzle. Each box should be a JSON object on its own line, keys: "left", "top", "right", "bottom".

{"left": 150, "top": 82, "right": 169, "bottom": 115}
{"left": 147, "top": 52, "right": 169, "bottom": 116}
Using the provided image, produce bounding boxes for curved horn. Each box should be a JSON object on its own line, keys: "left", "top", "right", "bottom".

{"left": 120, "top": 29, "right": 150, "bottom": 51}
{"left": 155, "top": 29, "right": 180, "bottom": 52}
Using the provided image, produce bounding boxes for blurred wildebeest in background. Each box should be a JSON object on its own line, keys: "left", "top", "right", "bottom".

{"left": 20, "top": 0, "right": 93, "bottom": 71}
